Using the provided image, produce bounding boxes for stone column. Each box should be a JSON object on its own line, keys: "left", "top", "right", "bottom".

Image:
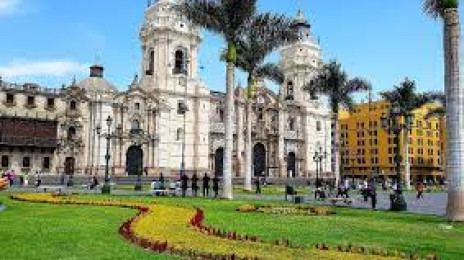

{"left": 278, "top": 106, "right": 286, "bottom": 178}
{"left": 236, "top": 101, "right": 245, "bottom": 177}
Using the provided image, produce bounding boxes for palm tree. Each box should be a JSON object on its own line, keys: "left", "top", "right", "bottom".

{"left": 380, "top": 78, "right": 442, "bottom": 190}
{"left": 423, "top": 0, "right": 463, "bottom": 221}
{"left": 233, "top": 15, "right": 297, "bottom": 191}
{"left": 180, "top": 0, "right": 258, "bottom": 199}
{"left": 304, "top": 61, "right": 371, "bottom": 186}
{"left": 425, "top": 93, "right": 446, "bottom": 119}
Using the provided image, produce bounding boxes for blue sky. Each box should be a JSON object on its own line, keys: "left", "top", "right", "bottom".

{"left": 0, "top": 0, "right": 461, "bottom": 98}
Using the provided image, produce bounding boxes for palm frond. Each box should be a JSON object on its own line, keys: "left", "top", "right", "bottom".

{"left": 425, "top": 107, "right": 446, "bottom": 119}
{"left": 179, "top": 0, "right": 257, "bottom": 42}
{"left": 256, "top": 63, "right": 284, "bottom": 85}
{"left": 424, "top": 0, "right": 443, "bottom": 18}
{"left": 344, "top": 78, "right": 371, "bottom": 94}
{"left": 178, "top": 0, "right": 225, "bottom": 36}
{"left": 303, "top": 61, "right": 368, "bottom": 113}
{"left": 423, "top": 0, "right": 459, "bottom": 19}
{"left": 381, "top": 78, "right": 444, "bottom": 116}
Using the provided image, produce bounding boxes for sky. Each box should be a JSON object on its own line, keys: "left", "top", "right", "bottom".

{"left": 0, "top": 0, "right": 461, "bottom": 99}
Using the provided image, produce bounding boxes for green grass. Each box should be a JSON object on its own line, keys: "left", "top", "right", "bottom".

{"left": 1, "top": 192, "right": 463, "bottom": 260}
{"left": 0, "top": 193, "right": 177, "bottom": 260}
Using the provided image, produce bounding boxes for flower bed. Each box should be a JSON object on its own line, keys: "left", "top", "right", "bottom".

{"left": 10, "top": 194, "right": 434, "bottom": 260}
{"left": 237, "top": 204, "right": 335, "bottom": 216}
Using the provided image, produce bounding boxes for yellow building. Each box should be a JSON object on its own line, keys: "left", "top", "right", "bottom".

{"left": 339, "top": 100, "right": 446, "bottom": 182}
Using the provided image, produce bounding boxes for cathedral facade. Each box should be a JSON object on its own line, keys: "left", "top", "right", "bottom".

{"left": 0, "top": 0, "right": 332, "bottom": 179}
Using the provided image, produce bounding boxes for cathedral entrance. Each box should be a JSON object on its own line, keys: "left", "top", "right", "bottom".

{"left": 126, "top": 146, "right": 143, "bottom": 176}
{"left": 253, "top": 143, "right": 266, "bottom": 177}
{"left": 214, "top": 148, "right": 224, "bottom": 177}
{"left": 287, "top": 152, "right": 296, "bottom": 178}
{"left": 64, "top": 157, "right": 75, "bottom": 175}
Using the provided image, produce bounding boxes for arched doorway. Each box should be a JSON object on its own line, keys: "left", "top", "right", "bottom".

{"left": 64, "top": 157, "right": 75, "bottom": 175}
{"left": 253, "top": 143, "right": 266, "bottom": 177}
{"left": 287, "top": 152, "right": 296, "bottom": 178}
{"left": 126, "top": 146, "right": 143, "bottom": 176}
{"left": 214, "top": 148, "right": 224, "bottom": 177}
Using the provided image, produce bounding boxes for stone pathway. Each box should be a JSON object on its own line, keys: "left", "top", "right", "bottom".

{"left": 236, "top": 191, "right": 448, "bottom": 216}
{"left": 4, "top": 187, "right": 448, "bottom": 216}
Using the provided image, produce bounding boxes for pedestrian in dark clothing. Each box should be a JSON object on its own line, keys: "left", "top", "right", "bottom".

{"left": 416, "top": 181, "right": 424, "bottom": 199}
{"left": 181, "top": 174, "right": 189, "bottom": 197}
{"left": 35, "top": 172, "right": 41, "bottom": 187}
{"left": 159, "top": 173, "right": 165, "bottom": 190}
{"left": 255, "top": 177, "right": 261, "bottom": 194}
{"left": 212, "top": 176, "right": 220, "bottom": 198}
{"left": 202, "top": 173, "right": 210, "bottom": 197}
{"left": 368, "top": 179, "right": 377, "bottom": 209}
{"left": 192, "top": 173, "right": 199, "bottom": 197}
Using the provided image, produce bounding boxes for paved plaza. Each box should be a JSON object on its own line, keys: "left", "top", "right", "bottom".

{"left": 5, "top": 184, "right": 448, "bottom": 216}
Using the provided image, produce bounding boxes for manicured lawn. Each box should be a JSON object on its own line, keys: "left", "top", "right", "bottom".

{"left": 0, "top": 193, "right": 177, "bottom": 260}
{"left": 1, "top": 192, "right": 463, "bottom": 259}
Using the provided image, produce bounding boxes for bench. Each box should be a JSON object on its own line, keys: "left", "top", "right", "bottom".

{"left": 328, "top": 198, "right": 356, "bottom": 206}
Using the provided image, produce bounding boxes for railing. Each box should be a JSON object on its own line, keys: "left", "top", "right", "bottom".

{"left": 0, "top": 81, "right": 62, "bottom": 95}
{"left": 0, "top": 136, "right": 57, "bottom": 148}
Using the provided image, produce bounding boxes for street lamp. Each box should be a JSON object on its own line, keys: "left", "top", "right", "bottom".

{"left": 96, "top": 116, "right": 113, "bottom": 194}
{"left": 380, "top": 106, "right": 413, "bottom": 211}
{"left": 313, "top": 146, "right": 326, "bottom": 191}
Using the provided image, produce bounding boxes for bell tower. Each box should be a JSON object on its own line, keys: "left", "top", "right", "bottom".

{"left": 280, "top": 10, "right": 322, "bottom": 105}
{"left": 139, "top": 0, "right": 203, "bottom": 93}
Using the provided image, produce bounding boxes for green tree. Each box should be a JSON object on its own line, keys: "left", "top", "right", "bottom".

{"left": 304, "top": 61, "right": 371, "bottom": 186}
{"left": 180, "top": 0, "right": 258, "bottom": 199}
{"left": 423, "top": 0, "right": 463, "bottom": 221}
{"left": 380, "top": 78, "right": 442, "bottom": 190}
{"left": 233, "top": 14, "right": 297, "bottom": 190}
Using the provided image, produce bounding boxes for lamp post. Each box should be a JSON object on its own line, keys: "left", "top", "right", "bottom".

{"left": 313, "top": 146, "right": 326, "bottom": 190}
{"left": 96, "top": 116, "right": 113, "bottom": 194}
{"left": 381, "top": 106, "right": 413, "bottom": 211}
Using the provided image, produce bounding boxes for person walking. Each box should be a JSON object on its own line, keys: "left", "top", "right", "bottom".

{"left": 368, "top": 178, "right": 377, "bottom": 210}
{"left": 255, "top": 177, "right": 261, "bottom": 194}
{"left": 212, "top": 176, "right": 220, "bottom": 198}
{"left": 202, "top": 173, "right": 210, "bottom": 197}
{"left": 191, "top": 172, "right": 199, "bottom": 197}
{"left": 159, "top": 173, "right": 165, "bottom": 190}
{"left": 362, "top": 178, "right": 369, "bottom": 202}
{"left": 181, "top": 174, "right": 189, "bottom": 197}
{"left": 416, "top": 181, "right": 424, "bottom": 199}
{"left": 35, "top": 171, "right": 41, "bottom": 187}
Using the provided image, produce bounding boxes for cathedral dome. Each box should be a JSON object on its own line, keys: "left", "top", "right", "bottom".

{"left": 76, "top": 64, "right": 117, "bottom": 93}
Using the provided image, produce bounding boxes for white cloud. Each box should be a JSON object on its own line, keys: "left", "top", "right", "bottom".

{"left": 0, "top": 0, "right": 22, "bottom": 15}
{"left": 0, "top": 60, "right": 87, "bottom": 78}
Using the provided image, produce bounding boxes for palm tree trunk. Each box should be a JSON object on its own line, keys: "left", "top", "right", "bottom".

{"left": 222, "top": 42, "right": 236, "bottom": 200}
{"left": 244, "top": 100, "right": 253, "bottom": 191}
{"left": 444, "top": 8, "right": 464, "bottom": 221}
{"left": 332, "top": 113, "right": 340, "bottom": 186}
{"left": 404, "top": 130, "right": 412, "bottom": 190}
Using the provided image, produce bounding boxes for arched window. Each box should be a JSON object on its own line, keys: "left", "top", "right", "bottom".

{"left": 177, "top": 128, "right": 183, "bottom": 141}
{"left": 1, "top": 156, "right": 8, "bottom": 168}
{"left": 67, "top": 126, "right": 76, "bottom": 140}
{"left": 174, "top": 49, "right": 187, "bottom": 75}
{"left": 219, "top": 108, "right": 224, "bottom": 122}
{"left": 287, "top": 81, "right": 294, "bottom": 100}
{"left": 147, "top": 49, "right": 155, "bottom": 76}
{"left": 289, "top": 117, "right": 295, "bottom": 131}
{"left": 131, "top": 119, "right": 141, "bottom": 131}
{"left": 70, "top": 100, "right": 77, "bottom": 110}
